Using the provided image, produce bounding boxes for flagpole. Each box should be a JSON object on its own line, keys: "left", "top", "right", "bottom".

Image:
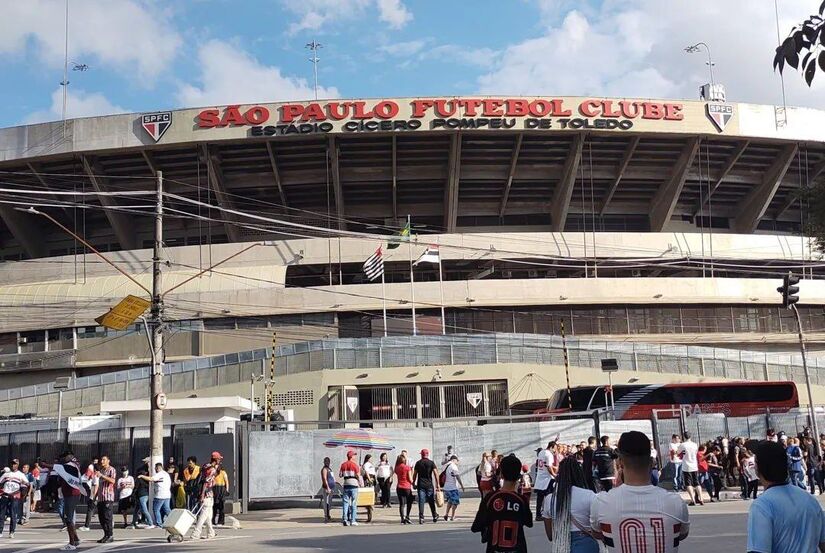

{"left": 408, "top": 215, "right": 417, "bottom": 336}
{"left": 381, "top": 269, "right": 388, "bottom": 337}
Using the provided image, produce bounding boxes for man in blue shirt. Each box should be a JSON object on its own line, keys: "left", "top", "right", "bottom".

{"left": 786, "top": 438, "right": 806, "bottom": 490}
{"left": 747, "top": 440, "right": 825, "bottom": 553}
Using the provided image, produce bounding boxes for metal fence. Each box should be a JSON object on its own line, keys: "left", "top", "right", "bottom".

{"left": 4, "top": 332, "right": 825, "bottom": 416}
{"left": 0, "top": 423, "right": 212, "bottom": 475}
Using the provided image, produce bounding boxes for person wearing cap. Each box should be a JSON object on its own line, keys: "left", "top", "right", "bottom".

{"left": 116, "top": 467, "right": 134, "bottom": 529}
{"left": 210, "top": 453, "right": 229, "bottom": 527}
{"left": 339, "top": 451, "right": 363, "bottom": 526}
{"left": 412, "top": 448, "right": 439, "bottom": 524}
{"left": 190, "top": 452, "right": 220, "bottom": 540}
{"left": 590, "top": 431, "right": 689, "bottom": 553}
{"left": 0, "top": 459, "right": 28, "bottom": 539}
{"left": 441, "top": 454, "right": 464, "bottom": 522}
{"left": 747, "top": 440, "right": 825, "bottom": 553}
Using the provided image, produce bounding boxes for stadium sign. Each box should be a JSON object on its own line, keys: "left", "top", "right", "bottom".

{"left": 196, "top": 97, "right": 692, "bottom": 137}
{"left": 141, "top": 112, "right": 172, "bottom": 142}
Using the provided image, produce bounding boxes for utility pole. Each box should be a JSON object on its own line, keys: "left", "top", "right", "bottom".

{"left": 149, "top": 170, "right": 165, "bottom": 470}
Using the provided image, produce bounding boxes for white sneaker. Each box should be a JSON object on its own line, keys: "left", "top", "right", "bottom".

{"left": 79, "top": 527, "right": 90, "bottom": 532}
{"left": 143, "top": 525, "right": 155, "bottom": 529}
{"left": 60, "top": 545, "right": 77, "bottom": 551}
{"left": 351, "top": 521, "right": 359, "bottom": 526}
{"left": 9, "top": 533, "right": 14, "bottom": 538}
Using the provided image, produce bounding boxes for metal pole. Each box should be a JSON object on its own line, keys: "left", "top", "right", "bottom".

{"left": 792, "top": 304, "right": 821, "bottom": 454}
{"left": 608, "top": 371, "right": 615, "bottom": 415}
{"left": 57, "top": 390, "right": 63, "bottom": 433}
{"left": 560, "top": 319, "right": 572, "bottom": 411}
{"left": 149, "top": 170, "right": 165, "bottom": 470}
{"left": 249, "top": 373, "right": 255, "bottom": 420}
{"left": 438, "top": 253, "right": 446, "bottom": 335}
{"left": 61, "top": 0, "right": 69, "bottom": 139}
{"left": 381, "top": 270, "right": 388, "bottom": 337}
{"left": 267, "top": 332, "right": 276, "bottom": 426}
{"left": 408, "top": 215, "right": 417, "bottom": 336}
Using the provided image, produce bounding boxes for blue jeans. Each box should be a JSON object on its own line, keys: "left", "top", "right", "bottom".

{"left": 342, "top": 487, "right": 358, "bottom": 524}
{"left": 152, "top": 498, "right": 171, "bottom": 527}
{"left": 132, "top": 495, "right": 152, "bottom": 526}
{"left": 790, "top": 470, "right": 806, "bottom": 490}
{"left": 571, "top": 532, "right": 600, "bottom": 553}
{"left": 417, "top": 487, "right": 437, "bottom": 520}
{"left": 650, "top": 468, "right": 659, "bottom": 486}
{"left": 673, "top": 463, "right": 683, "bottom": 490}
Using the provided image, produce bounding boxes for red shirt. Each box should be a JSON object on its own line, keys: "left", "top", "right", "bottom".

{"left": 339, "top": 460, "right": 360, "bottom": 488}
{"left": 698, "top": 452, "right": 709, "bottom": 473}
{"left": 395, "top": 464, "right": 412, "bottom": 490}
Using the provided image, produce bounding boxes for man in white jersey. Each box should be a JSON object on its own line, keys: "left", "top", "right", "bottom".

{"left": 591, "top": 431, "right": 689, "bottom": 553}
{"left": 533, "top": 441, "right": 557, "bottom": 521}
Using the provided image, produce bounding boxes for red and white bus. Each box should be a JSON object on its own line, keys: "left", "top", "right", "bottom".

{"left": 511, "top": 381, "right": 799, "bottom": 420}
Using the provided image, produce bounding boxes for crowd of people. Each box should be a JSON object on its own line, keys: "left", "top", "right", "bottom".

{"left": 319, "top": 425, "right": 825, "bottom": 551}
{"left": 0, "top": 450, "right": 229, "bottom": 550}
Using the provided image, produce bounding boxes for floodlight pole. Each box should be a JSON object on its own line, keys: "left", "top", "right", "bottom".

{"left": 149, "top": 170, "right": 165, "bottom": 471}
{"left": 791, "top": 304, "right": 821, "bottom": 453}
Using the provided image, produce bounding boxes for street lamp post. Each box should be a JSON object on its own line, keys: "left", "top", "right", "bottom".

{"left": 685, "top": 42, "right": 716, "bottom": 88}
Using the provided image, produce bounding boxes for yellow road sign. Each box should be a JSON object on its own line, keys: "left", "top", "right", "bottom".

{"left": 95, "top": 294, "right": 151, "bottom": 331}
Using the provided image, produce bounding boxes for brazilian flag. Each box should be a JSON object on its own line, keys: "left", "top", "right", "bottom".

{"left": 386, "top": 221, "right": 411, "bottom": 249}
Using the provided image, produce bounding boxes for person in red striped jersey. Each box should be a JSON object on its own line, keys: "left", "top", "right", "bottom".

{"left": 590, "top": 431, "right": 690, "bottom": 553}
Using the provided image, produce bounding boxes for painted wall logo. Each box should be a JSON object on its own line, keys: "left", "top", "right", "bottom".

{"left": 706, "top": 103, "right": 733, "bottom": 133}
{"left": 141, "top": 112, "right": 172, "bottom": 142}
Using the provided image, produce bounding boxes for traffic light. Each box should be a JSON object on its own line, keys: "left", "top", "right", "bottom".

{"left": 777, "top": 272, "right": 800, "bottom": 309}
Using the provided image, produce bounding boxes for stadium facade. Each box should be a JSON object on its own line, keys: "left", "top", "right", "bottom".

{"left": 0, "top": 95, "right": 824, "bottom": 423}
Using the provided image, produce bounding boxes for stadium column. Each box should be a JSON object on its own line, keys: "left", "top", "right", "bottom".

{"left": 328, "top": 136, "right": 346, "bottom": 231}
{"left": 201, "top": 145, "right": 244, "bottom": 242}
{"left": 0, "top": 205, "right": 47, "bottom": 258}
{"left": 550, "top": 134, "right": 585, "bottom": 231}
{"left": 599, "top": 135, "right": 640, "bottom": 216}
{"left": 691, "top": 139, "right": 749, "bottom": 217}
{"left": 81, "top": 155, "right": 141, "bottom": 250}
{"left": 265, "top": 142, "right": 288, "bottom": 209}
{"left": 445, "top": 133, "right": 462, "bottom": 232}
{"left": 772, "top": 153, "right": 824, "bottom": 220}
{"left": 499, "top": 133, "right": 524, "bottom": 218}
{"left": 649, "top": 137, "right": 700, "bottom": 232}
{"left": 733, "top": 143, "right": 798, "bottom": 233}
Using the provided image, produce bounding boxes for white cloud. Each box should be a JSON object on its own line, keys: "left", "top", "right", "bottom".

{"left": 421, "top": 44, "right": 499, "bottom": 69}
{"left": 24, "top": 87, "right": 127, "bottom": 124}
{"left": 0, "top": 0, "right": 181, "bottom": 81}
{"left": 377, "top": 0, "right": 413, "bottom": 29}
{"left": 177, "top": 40, "right": 339, "bottom": 107}
{"left": 379, "top": 39, "right": 431, "bottom": 57}
{"left": 281, "top": 0, "right": 411, "bottom": 34}
{"left": 477, "top": 0, "right": 825, "bottom": 109}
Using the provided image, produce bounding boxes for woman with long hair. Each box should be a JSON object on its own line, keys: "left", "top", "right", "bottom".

{"left": 477, "top": 452, "right": 494, "bottom": 497}
{"left": 394, "top": 454, "right": 413, "bottom": 524}
{"left": 542, "top": 457, "right": 598, "bottom": 553}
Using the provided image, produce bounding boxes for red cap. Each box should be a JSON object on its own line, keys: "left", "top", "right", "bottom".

{"left": 211, "top": 451, "right": 223, "bottom": 460}
{"left": 420, "top": 449, "right": 429, "bottom": 457}
{"left": 521, "top": 464, "right": 529, "bottom": 473}
{"left": 347, "top": 450, "right": 357, "bottom": 458}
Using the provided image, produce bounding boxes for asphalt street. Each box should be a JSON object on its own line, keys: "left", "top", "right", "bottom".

{"left": 5, "top": 496, "right": 817, "bottom": 553}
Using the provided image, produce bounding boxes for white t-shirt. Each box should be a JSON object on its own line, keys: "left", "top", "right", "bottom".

{"left": 542, "top": 486, "right": 596, "bottom": 533}
{"left": 375, "top": 462, "right": 392, "bottom": 479}
{"left": 117, "top": 476, "right": 134, "bottom": 499}
{"left": 534, "top": 449, "right": 555, "bottom": 489}
{"left": 743, "top": 456, "right": 758, "bottom": 481}
{"left": 480, "top": 461, "right": 493, "bottom": 482}
{"left": 678, "top": 440, "right": 699, "bottom": 472}
{"left": 669, "top": 443, "right": 682, "bottom": 465}
{"left": 363, "top": 462, "right": 376, "bottom": 477}
{"left": 151, "top": 470, "right": 172, "bottom": 499}
{"left": 443, "top": 461, "right": 461, "bottom": 491}
{"left": 590, "top": 484, "right": 690, "bottom": 553}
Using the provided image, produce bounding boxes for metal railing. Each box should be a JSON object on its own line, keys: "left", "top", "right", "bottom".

{"left": 2, "top": 333, "right": 825, "bottom": 415}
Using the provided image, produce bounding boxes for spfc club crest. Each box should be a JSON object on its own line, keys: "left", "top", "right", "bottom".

{"left": 141, "top": 112, "right": 172, "bottom": 142}
{"left": 706, "top": 103, "right": 733, "bottom": 133}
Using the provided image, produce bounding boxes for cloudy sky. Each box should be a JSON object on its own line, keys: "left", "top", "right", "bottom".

{"left": 0, "top": 0, "right": 823, "bottom": 127}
